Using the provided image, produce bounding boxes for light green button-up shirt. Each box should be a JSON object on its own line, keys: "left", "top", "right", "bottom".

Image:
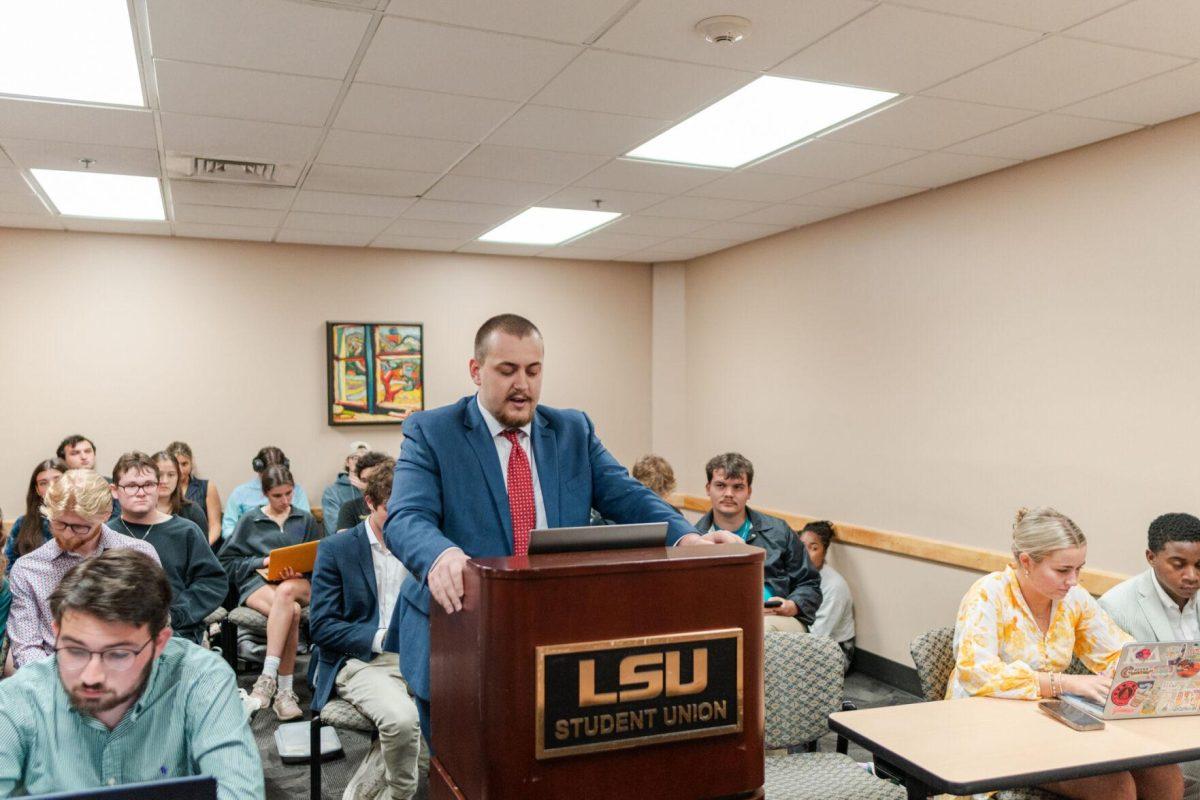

{"left": 0, "top": 637, "right": 263, "bottom": 799}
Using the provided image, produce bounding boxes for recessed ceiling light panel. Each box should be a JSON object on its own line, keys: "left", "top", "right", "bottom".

{"left": 626, "top": 76, "right": 897, "bottom": 169}
{"left": 32, "top": 169, "right": 165, "bottom": 220}
{"left": 479, "top": 207, "right": 621, "bottom": 246}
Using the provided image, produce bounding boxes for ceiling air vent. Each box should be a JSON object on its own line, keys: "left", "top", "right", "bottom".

{"left": 165, "top": 154, "right": 302, "bottom": 187}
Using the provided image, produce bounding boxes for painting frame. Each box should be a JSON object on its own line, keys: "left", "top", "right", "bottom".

{"left": 326, "top": 321, "right": 424, "bottom": 426}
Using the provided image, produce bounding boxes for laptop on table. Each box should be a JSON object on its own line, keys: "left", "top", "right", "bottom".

{"left": 1062, "top": 640, "right": 1200, "bottom": 720}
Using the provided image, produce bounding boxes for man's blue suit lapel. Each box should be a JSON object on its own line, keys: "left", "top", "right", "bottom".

{"left": 462, "top": 398, "right": 514, "bottom": 552}
{"left": 532, "top": 411, "right": 560, "bottom": 528}
{"left": 354, "top": 525, "right": 379, "bottom": 602}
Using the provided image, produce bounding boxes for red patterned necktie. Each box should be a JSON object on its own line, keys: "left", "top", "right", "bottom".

{"left": 501, "top": 429, "right": 535, "bottom": 556}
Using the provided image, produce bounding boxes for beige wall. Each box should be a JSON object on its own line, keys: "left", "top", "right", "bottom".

{"left": 0, "top": 229, "right": 655, "bottom": 518}
{"left": 650, "top": 262, "right": 687, "bottom": 471}
{"left": 682, "top": 112, "right": 1200, "bottom": 664}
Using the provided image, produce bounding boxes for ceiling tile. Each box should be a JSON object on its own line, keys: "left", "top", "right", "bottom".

{"left": 385, "top": 0, "right": 633, "bottom": 43}
{"left": 63, "top": 219, "right": 171, "bottom": 236}
{"left": 1062, "top": 62, "right": 1200, "bottom": 125}
{"left": 174, "top": 223, "right": 275, "bottom": 242}
{"left": 451, "top": 145, "right": 608, "bottom": 184}
{"left": 596, "top": 0, "right": 874, "bottom": 71}
{"left": 925, "top": 36, "right": 1186, "bottom": 111}
{"left": 0, "top": 193, "right": 50, "bottom": 215}
{"left": 168, "top": 181, "right": 295, "bottom": 209}
{"left": 0, "top": 149, "right": 10, "bottom": 168}
{"left": 648, "top": 237, "right": 740, "bottom": 256}
{"left": 641, "top": 195, "right": 769, "bottom": 220}
{"left": 538, "top": 185, "right": 670, "bottom": 213}
{"left": 0, "top": 212, "right": 63, "bottom": 230}
{"left": 540, "top": 246, "right": 625, "bottom": 261}
{"left": 485, "top": 105, "right": 669, "bottom": 156}
{"left": 689, "top": 171, "right": 834, "bottom": 203}
{"left": 532, "top": 50, "right": 751, "bottom": 119}
{"left": 318, "top": 129, "right": 473, "bottom": 173}
{"left": 827, "top": 96, "right": 1036, "bottom": 150}
{"left": 423, "top": 175, "right": 557, "bottom": 205}
{"left": 276, "top": 229, "right": 373, "bottom": 247}
{"left": 750, "top": 139, "right": 926, "bottom": 180}
{"left": 303, "top": 164, "right": 440, "bottom": 197}
{"left": 147, "top": 0, "right": 370, "bottom": 78}
{"left": 153, "top": 60, "right": 343, "bottom": 128}
{"left": 734, "top": 203, "right": 850, "bottom": 226}
{"left": 604, "top": 215, "right": 709, "bottom": 237}
{"left": 0, "top": 99, "right": 156, "bottom": 148}
{"left": 772, "top": 5, "right": 1040, "bottom": 93}
{"left": 159, "top": 112, "right": 323, "bottom": 164}
{"left": 371, "top": 235, "right": 464, "bottom": 251}
{"left": 383, "top": 218, "right": 488, "bottom": 239}
{"left": 861, "top": 151, "right": 1019, "bottom": 187}
{"left": 892, "top": 0, "right": 1128, "bottom": 32}
{"left": 173, "top": 204, "right": 286, "bottom": 227}
{"left": 622, "top": 249, "right": 688, "bottom": 262}
{"left": 457, "top": 241, "right": 545, "bottom": 256}
{"left": 0, "top": 169, "right": 31, "bottom": 193}
{"left": 336, "top": 83, "right": 518, "bottom": 141}
{"left": 794, "top": 181, "right": 925, "bottom": 208}
{"left": 691, "top": 220, "right": 790, "bottom": 241}
{"left": 357, "top": 17, "right": 580, "bottom": 101}
{"left": 575, "top": 159, "right": 722, "bottom": 194}
{"left": 945, "top": 113, "right": 1141, "bottom": 160}
{"left": 0, "top": 139, "right": 160, "bottom": 178}
{"left": 283, "top": 211, "right": 391, "bottom": 235}
{"left": 293, "top": 191, "right": 414, "bottom": 217}
{"left": 401, "top": 198, "right": 520, "bottom": 224}
{"left": 571, "top": 231, "right": 664, "bottom": 250}
{"left": 1067, "top": 0, "right": 1200, "bottom": 56}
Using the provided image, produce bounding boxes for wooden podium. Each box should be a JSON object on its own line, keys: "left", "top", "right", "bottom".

{"left": 428, "top": 544, "right": 765, "bottom": 800}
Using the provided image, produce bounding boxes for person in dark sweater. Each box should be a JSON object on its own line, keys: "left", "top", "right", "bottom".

{"left": 108, "top": 452, "right": 226, "bottom": 644}
{"left": 321, "top": 441, "right": 370, "bottom": 537}
{"left": 4, "top": 458, "right": 66, "bottom": 566}
{"left": 334, "top": 451, "right": 395, "bottom": 533}
{"left": 166, "top": 441, "right": 224, "bottom": 548}
{"left": 153, "top": 451, "right": 209, "bottom": 533}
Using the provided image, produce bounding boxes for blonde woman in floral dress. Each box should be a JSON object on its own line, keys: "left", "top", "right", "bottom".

{"left": 948, "top": 507, "right": 1182, "bottom": 800}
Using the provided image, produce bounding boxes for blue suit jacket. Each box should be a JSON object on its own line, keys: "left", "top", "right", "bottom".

{"left": 307, "top": 522, "right": 393, "bottom": 710}
{"left": 383, "top": 395, "right": 694, "bottom": 701}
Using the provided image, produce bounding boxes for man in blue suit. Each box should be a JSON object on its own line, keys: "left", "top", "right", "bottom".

{"left": 384, "top": 313, "right": 739, "bottom": 744}
{"left": 310, "top": 469, "right": 421, "bottom": 800}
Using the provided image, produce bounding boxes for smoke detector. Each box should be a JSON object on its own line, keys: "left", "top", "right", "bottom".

{"left": 695, "top": 15, "right": 751, "bottom": 45}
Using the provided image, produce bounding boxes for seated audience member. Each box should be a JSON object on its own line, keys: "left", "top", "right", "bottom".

{"left": 0, "top": 546, "right": 9, "bottom": 659}
{"left": 950, "top": 507, "right": 1181, "bottom": 800}
{"left": 109, "top": 452, "right": 225, "bottom": 645}
{"left": 57, "top": 435, "right": 120, "bottom": 519}
{"left": 8, "top": 471, "right": 159, "bottom": 669}
{"left": 153, "top": 450, "right": 209, "bottom": 534}
{"left": 311, "top": 468, "right": 421, "bottom": 799}
{"left": 322, "top": 441, "right": 370, "bottom": 537}
{"left": 4, "top": 458, "right": 66, "bottom": 566}
{"left": 334, "top": 451, "right": 395, "bottom": 533}
{"left": 1100, "top": 512, "right": 1200, "bottom": 800}
{"left": 798, "top": 520, "right": 856, "bottom": 672}
{"left": 695, "top": 453, "right": 821, "bottom": 631}
{"left": 631, "top": 454, "right": 678, "bottom": 506}
{"left": 166, "top": 441, "right": 224, "bottom": 548}
{"left": 222, "top": 446, "right": 311, "bottom": 541}
{"left": 0, "top": 550, "right": 264, "bottom": 798}
{"left": 219, "top": 465, "right": 322, "bottom": 720}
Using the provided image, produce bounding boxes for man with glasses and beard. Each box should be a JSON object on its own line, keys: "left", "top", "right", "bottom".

{"left": 0, "top": 549, "right": 263, "bottom": 798}
{"left": 7, "top": 470, "right": 159, "bottom": 669}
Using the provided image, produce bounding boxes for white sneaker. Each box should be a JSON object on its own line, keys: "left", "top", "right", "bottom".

{"left": 342, "top": 738, "right": 388, "bottom": 800}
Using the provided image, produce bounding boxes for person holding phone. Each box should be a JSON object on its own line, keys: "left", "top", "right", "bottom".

{"left": 948, "top": 507, "right": 1182, "bottom": 799}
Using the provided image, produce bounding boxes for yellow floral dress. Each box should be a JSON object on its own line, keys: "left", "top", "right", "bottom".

{"left": 946, "top": 566, "right": 1132, "bottom": 700}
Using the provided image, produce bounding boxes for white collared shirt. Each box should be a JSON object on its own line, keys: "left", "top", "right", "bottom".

{"left": 476, "top": 395, "right": 548, "bottom": 531}
{"left": 1151, "top": 573, "right": 1200, "bottom": 641}
{"left": 366, "top": 515, "right": 409, "bottom": 653}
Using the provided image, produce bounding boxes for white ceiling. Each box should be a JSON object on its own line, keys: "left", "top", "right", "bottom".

{"left": 0, "top": 0, "right": 1194, "bottom": 261}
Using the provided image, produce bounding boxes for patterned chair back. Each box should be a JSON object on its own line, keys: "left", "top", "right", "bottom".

{"left": 909, "top": 626, "right": 956, "bottom": 702}
{"left": 763, "top": 631, "right": 843, "bottom": 749}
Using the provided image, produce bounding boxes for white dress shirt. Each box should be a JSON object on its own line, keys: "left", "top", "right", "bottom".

{"left": 367, "top": 514, "right": 409, "bottom": 653}
{"left": 476, "top": 395, "right": 547, "bottom": 531}
{"left": 1151, "top": 572, "right": 1200, "bottom": 641}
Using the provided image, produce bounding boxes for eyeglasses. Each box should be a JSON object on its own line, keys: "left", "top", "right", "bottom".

{"left": 55, "top": 637, "right": 154, "bottom": 672}
{"left": 50, "top": 519, "right": 95, "bottom": 537}
{"left": 118, "top": 482, "right": 159, "bottom": 495}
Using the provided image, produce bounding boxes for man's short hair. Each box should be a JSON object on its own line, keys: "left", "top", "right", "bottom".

{"left": 111, "top": 451, "right": 160, "bottom": 484}
{"left": 56, "top": 434, "right": 94, "bottom": 460}
{"left": 705, "top": 452, "right": 754, "bottom": 486}
{"left": 41, "top": 470, "right": 114, "bottom": 523}
{"left": 353, "top": 451, "right": 395, "bottom": 478}
{"left": 50, "top": 549, "right": 171, "bottom": 637}
{"left": 364, "top": 467, "right": 393, "bottom": 508}
{"left": 1148, "top": 513, "right": 1200, "bottom": 552}
{"left": 473, "top": 314, "right": 541, "bottom": 362}
{"left": 632, "top": 454, "right": 676, "bottom": 497}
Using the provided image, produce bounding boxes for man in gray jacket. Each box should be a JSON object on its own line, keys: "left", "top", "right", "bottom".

{"left": 1100, "top": 512, "right": 1200, "bottom": 799}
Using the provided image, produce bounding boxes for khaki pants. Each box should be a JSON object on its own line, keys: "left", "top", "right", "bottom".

{"left": 336, "top": 652, "right": 422, "bottom": 800}
{"left": 763, "top": 615, "right": 807, "bottom": 632}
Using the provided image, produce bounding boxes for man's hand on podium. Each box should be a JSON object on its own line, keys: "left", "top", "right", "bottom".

{"left": 429, "top": 548, "right": 471, "bottom": 613}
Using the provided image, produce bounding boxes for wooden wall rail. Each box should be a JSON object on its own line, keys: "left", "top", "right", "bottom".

{"left": 672, "top": 494, "right": 1127, "bottom": 596}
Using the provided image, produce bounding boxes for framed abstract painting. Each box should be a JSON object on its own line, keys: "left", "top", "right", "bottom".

{"left": 327, "top": 321, "right": 424, "bottom": 426}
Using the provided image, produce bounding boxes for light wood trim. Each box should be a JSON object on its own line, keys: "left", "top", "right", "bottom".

{"left": 672, "top": 494, "right": 1126, "bottom": 596}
